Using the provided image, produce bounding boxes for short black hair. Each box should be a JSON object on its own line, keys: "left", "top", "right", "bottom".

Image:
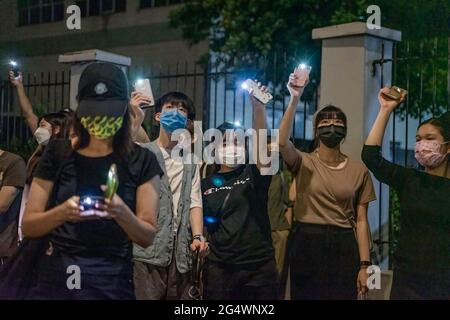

{"left": 155, "top": 91, "right": 195, "bottom": 120}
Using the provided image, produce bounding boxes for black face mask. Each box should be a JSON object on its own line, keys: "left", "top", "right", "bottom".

{"left": 317, "top": 125, "right": 347, "bottom": 148}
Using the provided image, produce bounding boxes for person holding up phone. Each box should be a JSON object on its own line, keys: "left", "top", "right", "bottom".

{"left": 129, "top": 91, "right": 152, "bottom": 143}
{"left": 200, "top": 83, "right": 279, "bottom": 300}
{"left": 22, "top": 62, "right": 163, "bottom": 300}
{"left": 362, "top": 88, "right": 449, "bottom": 299}
{"left": 9, "top": 70, "right": 77, "bottom": 243}
{"left": 279, "top": 68, "right": 376, "bottom": 300}
{"left": 133, "top": 91, "right": 208, "bottom": 300}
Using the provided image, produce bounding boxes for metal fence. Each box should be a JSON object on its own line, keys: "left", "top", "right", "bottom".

{"left": 0, "top": 71, "right": 71, "bottom": 154}
{"left": 131, "top": 53, "right": 320, "bottom": 143}
{"left": 1, "top": 56, "right": 319, "bottom": 148}
{"left": 1, "top": 42, "right": 447, "bottom": 267}
{"left": 376, "top": 37, "right": 449, "bottom": 266}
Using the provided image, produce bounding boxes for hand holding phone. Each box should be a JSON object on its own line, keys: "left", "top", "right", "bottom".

{"left": 381, "top": 86, "right": 408, "bottom": 101}
{"left": 292, "top": 64, "right": 311, "bottom": 88}
{"left": 134, "top": 79, "right": 155, "bottom": 109}
{"left": 79, "top": 196, "right": 108, "bottom": 218}
{"left": 9, "top": 61, "right": 20, "bottom": 79}
{"left": 241, "top": 79, "right": 273, "bottom": 104}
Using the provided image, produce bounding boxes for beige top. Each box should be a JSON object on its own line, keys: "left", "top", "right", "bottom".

{"left": 159, "top": 147, "right": 203, "bottom": 220}
{"left": 291, "top": 150, "right": 376, "bottom": 228}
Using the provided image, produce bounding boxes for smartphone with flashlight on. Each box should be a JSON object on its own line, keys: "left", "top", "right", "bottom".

{"left": 292, "top": 63, "right": 312, "bottom": 88}
{"left": 79, "top": 164, "right": 119, "bottom": 218}
{"left": 9, "top": 60, "right": 20, "bottom": 79}
{"left": 134, "top": 78, "right": 155, "bottom": 110}
{"left": 241, "top": 79, "right": 273, "bottom": 104}
{"left": 79, "top": 196, "right": 107, "bottom": 218}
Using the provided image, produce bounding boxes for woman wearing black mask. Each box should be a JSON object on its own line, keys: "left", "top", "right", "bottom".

{"left": 279, "top": 71, "right": 376, "bottom": 300}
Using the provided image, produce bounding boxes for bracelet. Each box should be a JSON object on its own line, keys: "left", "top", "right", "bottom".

{"left": 193, "top": 235, "right": 206, "bottom": 242}
{"left": 360, "top": 261, "right": 371, "bottom": 269}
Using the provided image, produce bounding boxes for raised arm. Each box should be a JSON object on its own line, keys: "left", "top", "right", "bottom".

{"left": 365, "top": 87, "right": 407, "bottom": 146}
{"left": 362, "top": 87, "right": 409, "bottom": 189}
{"left": 129, "top": 91, "right": 151, "bottom": 143}
{"left": 9, "top": 72, "right": 39, "bottom": 134}
{"left": 248, "top": 82, "right": 269, "bottom": 171}
{"left": 279, "top": 72, "right": 308, "bottom": 170}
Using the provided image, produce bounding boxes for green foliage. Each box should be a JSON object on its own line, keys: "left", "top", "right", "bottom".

{"left": 393, "top": 37, "right": 449, "bottom": 119}
{"left": 373, "top": 0, "right": 449, "bottom": 40}
{"left": 170, "top": 0, "right": 370, "bottom": 67}
{"left": 170, "top": 0, "right": 449, "bottom": 117}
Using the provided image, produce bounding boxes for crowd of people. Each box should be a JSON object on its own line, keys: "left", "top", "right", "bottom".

{"left": 0, "top": 61, "right": 448, "bottom": 300}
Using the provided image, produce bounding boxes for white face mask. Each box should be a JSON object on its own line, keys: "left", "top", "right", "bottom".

{"left": 34, "top": 127, "right": 51, "bottom": 146}
{"left": 217, "top": 144, "right": 246, "bottom": 168}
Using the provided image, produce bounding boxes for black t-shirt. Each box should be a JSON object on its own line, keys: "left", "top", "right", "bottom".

{"left": 362, "top": 145, "right": 449, "bottom": 299}
{"left": 201, "top": 165, "right": 274, "bottom": 265}
{"left": 34, "top": 139, "right": 162, "bottom": 275}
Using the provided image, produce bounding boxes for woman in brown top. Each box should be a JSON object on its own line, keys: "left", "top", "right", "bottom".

{"left": 279, "top": 71, "right": 376, "bottom": 300}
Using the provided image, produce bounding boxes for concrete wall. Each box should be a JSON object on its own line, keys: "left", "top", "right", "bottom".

{"left": 0, "top": 0, "right": 208, "bottom": 119}
{"left": 0, "top": 0, "right": 208, "bottom": 77}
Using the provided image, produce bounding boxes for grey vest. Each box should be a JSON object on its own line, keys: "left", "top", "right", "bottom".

{"left": 133, "top": 141, "right": 195, "bottom": 274}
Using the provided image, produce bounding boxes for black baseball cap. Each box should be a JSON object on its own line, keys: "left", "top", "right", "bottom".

{"left": 76, "top": 62, "right": 129, "bottom": 118}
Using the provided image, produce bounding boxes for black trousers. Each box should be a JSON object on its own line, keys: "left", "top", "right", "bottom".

{"left": 27, "top": 251, "right": 135, "bottom": 300}
{"left": 391, "top": 269, "right": 449, "bottom": 300}
{"left": 204, "top": 258, "right": 279, "bottom": 300}
{"left": 290, "top": 223, "right": 359, "bottom": 300}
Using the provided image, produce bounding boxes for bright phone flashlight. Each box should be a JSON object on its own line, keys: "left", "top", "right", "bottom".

{"left": 240, "top": 82, "right": 249, "bottom": 90}
{"left": 299, "top": 63, "right": 307, "bottom": 70}
{"left": 234, "top": 121, "right": 241, "bottom": 127}
{"left": 9, "top": 60, "right": 17, "bottom": 67}
{"left": 136, "top": 79, "right": 144, "bottom": 86}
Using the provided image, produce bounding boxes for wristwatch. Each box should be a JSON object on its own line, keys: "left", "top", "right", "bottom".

{"left": 360, "top": 261, "right": 371, "bottom": 269}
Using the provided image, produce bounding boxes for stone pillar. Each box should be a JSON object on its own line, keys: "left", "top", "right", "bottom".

{"left": 312, "top": 22, "right": 402, "bottom": 268}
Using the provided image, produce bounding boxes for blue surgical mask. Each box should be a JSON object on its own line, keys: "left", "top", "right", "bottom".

{"left": 160, "top": 109, "right": 187, "bottom": 133}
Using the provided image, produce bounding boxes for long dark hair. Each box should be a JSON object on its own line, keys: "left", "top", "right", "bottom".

{"left": 310, "top": 105, "right": 347, "bottom": 152}
{"left": 26, "top": 109, "right": 75, "bottom": 184}
{"left": 73, "top": 109, "right": 134, "bottom": 161}
{"left": 39, "top": 110, "right": 74, "bottom": 139}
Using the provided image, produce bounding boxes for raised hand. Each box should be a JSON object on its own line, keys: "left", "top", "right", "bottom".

{"left": 249, "top": 80, "right": 269, "bottom": 108}
{"left": 287, "top": 70, "right": 309, "bottom": 98}
{"left": 378, "top": 87, "right": 407, "bottom": 113}
{"left": 9, "top": 71, "right": 23, "bottom": 88}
